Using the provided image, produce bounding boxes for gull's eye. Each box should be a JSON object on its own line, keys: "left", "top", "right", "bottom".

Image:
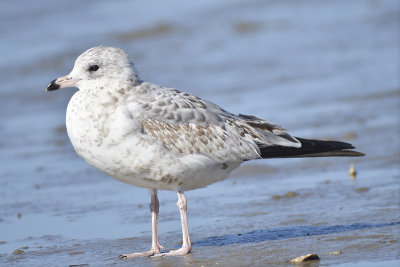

{"left": 88, "top": 65, "right": 99, "bottom": 72}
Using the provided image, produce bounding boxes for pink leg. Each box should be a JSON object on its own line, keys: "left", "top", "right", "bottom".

{"left": 120, "top": 189, "right": 163, "bottom": 259}
{"left": 153, "top": 191, "right": 191, "bottom": 257}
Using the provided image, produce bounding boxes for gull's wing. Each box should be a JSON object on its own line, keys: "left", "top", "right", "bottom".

{"left": 126, "top": 82, "right": 300, "bottom": 161}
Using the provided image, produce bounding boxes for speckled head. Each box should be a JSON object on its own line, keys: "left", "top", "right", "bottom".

{"left": 46, "top": 46, "right": 140, "bottom": 92}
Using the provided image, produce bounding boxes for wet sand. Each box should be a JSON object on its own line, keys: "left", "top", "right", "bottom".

{"left": 0, "top": 0, "right": 399, "bottom": 266}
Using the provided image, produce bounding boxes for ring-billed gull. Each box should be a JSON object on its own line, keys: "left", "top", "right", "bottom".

{"left": 46, "top": 46, "right": 364, "bottom": 258}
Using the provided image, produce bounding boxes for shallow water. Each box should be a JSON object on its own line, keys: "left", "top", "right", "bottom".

{"left": 0, "top": 0, "right": 399, "bottom": 266}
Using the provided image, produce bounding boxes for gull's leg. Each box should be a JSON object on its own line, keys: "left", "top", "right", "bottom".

{"left": 153, "top": 191, "right": 191, "bottom": 257}
{"left": 120, "top": 189, "right": 163, "bottom": 259}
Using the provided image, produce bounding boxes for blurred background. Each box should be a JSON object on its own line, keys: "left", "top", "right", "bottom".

{"left": 0, "top": 0, "right": 399, "bottom": 266}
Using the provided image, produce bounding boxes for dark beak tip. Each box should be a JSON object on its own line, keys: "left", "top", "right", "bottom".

{"left": 46, "top": 79, "right": 60, "bottom": 91}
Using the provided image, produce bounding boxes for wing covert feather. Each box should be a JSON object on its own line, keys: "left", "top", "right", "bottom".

{"left": 126, "top": 82, "right": 301, "bottom": 160}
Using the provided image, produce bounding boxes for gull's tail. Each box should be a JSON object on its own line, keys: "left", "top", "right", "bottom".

{"left": 258, "top": 137, "right": 365, "bottom": 158}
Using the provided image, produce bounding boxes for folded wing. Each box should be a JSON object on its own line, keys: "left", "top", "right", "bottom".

{"left": 127, "top": 83, "right": 361, "bottom": 161}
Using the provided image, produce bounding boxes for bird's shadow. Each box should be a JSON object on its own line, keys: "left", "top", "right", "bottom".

{"left": 193, "top": 222, "right": 400, "bottom": 247}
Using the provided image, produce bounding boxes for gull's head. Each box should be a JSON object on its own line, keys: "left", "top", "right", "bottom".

{"left": 46, "top": 46, "right": 139, "bottom": 92}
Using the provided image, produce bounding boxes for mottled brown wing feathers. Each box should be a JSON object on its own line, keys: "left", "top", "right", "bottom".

{"left": 138, "top": 118, "right": 260, "bottom": 161}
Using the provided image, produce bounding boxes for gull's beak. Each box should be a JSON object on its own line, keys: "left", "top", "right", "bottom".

{"left": 45, "top": 75, "right": 80, "bottom": 91}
